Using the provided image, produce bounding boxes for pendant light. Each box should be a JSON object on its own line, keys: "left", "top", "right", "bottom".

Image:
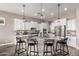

{"left": 40, "top": 3, "right": 45, "bottom": 22}
{"left": 22, "top": 4, "right": 27, "bottom": 30}
{"left": 57, "top": 4, "right": 61, "bottom": 19}
{"left": 22, "top": 4, "right": 26, "bottom": 21}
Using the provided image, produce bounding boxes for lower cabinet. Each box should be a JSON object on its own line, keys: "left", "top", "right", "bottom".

{"left": 67, "top": 36, "right": 76, "bottom": 48}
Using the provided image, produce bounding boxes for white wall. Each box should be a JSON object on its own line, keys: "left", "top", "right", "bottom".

{"left": 0, "top": 10, "right": 41, "bottom": 46}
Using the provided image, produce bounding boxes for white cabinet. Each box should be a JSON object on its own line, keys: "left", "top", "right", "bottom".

{"left": 67, "top": 19, "right": 76, "bottom": 30}
{"left": 67, "top": 36, "right": 76, "bottom": 47}
{"left": 24, "top": 21, "right": 40, "bottom": 30}
{"left": 30, "top": 21, "right": 39, "bottom": 30}
{"left": 14, "top": 19, "right": 24, "bottom": 30}
{"left": 39, "top": 23, "right": 48, "bottom": 32}
{"left": 14, "top": 19, "right": 48, "bottom": 33}
{"left": 67, "top": 19, "right": 76, "bottom": 48}
{"left": 24, "top": 22, "right": 30, "bottom": 30}
{"left": 50, "top": 19, "right": 66, "bottom": 33}
{"left": 39, "top": 23, "right": 48, "bottom": 37}
{"left": 50, "top": 19, "right": 76, "bottom": 48}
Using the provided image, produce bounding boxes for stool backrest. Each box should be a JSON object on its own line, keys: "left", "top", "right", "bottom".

{"left": 27, "top": 38, "right": 38, "bottom": 43}
{"left": 63, "top": 37, "right": 68, "bottom": 43}
{"left": 44, "top": 39, "right": 54, "bottom": 43}
{"left": 16, "top": 37, "right": 21, "bottom": 42}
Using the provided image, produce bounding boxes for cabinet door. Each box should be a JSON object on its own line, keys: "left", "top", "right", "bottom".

{"left": 67, "top": 19, "right": 76, "bottom": 30}
{"left": 40, "top": 23, "right": 48, "bottom": 31}
{"left": 14, "top": 19, "right": 24, "bottom": 30}
{"left": 67, "top": 36, "right": 76, "bottom": 47}
{"left": 24, "top": 22, "right": 30, "bottom": 30}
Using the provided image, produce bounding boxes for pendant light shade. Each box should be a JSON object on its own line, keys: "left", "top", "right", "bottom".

{"left": 57, "top": 4, "right": 61, "bottom": 19}
{"left": 40, "top": 3, "right": 45, "bottom": 22}
{"left": 22, "top": 4, "right": 26, "bottom": 20}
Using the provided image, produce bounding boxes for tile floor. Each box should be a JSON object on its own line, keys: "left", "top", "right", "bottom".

{"left": 0, "top": 44, "right": 79, "bottom": 56}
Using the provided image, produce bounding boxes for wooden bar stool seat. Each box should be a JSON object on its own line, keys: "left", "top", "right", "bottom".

{"left": 43, "top": 39, "right": 55, "bottom": 56}
{"left": 56, "top": 37, "right": 69, "bottom": 56}
{"left": 14, "top": 37, "right": 27, "bottom": 56}
{"left": 27, "top": 39, "right": 38, "bottom": 56}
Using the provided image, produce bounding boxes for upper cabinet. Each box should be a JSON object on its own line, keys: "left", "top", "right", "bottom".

{"left": 50, "top": 18, "right": 66, "bottom": 33}
{"left": 24, "top": 22, "right": 30, "bottom": 30}
{"left": 67, "top": 19, "right": 76, "bottom": 30}
{"left": 50, "top": 18, "right": 76, "bottom": 31}
{"left": 14, "top": 19, "right": 24, "bottom": 30}
{"left": 14, "top": 19, "right": 49, "bottom": 32}
{"left": 39, "top": 23, "right": 48, "bottom": 32}
{"left": 24, "top": 21, "right": 40, "bottom": 30}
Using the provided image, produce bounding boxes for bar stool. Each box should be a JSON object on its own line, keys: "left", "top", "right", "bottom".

{"left": 43, "top": 39, "right": 54, "bottom": 56}
{"left": 55, "top": 37, "right": 69, "bottom": 56}
{"left": 14, "top": 37, "right": 27, "bottom": 56}
{"left": 27, "top": 39, "right": 38, "bottom": 56}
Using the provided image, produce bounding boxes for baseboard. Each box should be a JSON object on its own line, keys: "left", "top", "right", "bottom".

{"left": 70, "top": 46, "right": 79, "bottom": 50}
{"left": 0, "top": 42, "right": 15, "bottom": 47}
{"left": 76, "top": 47, "right": 79, "bottom": 50}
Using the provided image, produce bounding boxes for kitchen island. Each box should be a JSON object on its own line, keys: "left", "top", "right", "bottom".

{"left": 16, "top": 34, "right": 62, "bottom": 56}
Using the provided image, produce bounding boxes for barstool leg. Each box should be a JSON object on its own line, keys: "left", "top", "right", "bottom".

{"left": 60, "top": 44, "right": 62, "bottom": 54}
{"left": 66, "top": 44, "right": 69, "bottom": 56}
{"left": 30, "top": 46, "right": 31, "bottom": 56}
{"left": 46, "top": 45, "right": 48, "bottom": 56}
{"left": 14, "top": 43, "right": 18, "bottom": 56}
{"left": 51, "top": 46, "right": 52, "bottom": 56}
{"left": 63, "top": 45, "right": 64, "bottom": 56}
{"left": 43, "top": 44, "right": 45, "bottom": 56}
{"left": 37, "top": 44, "right": 38, "bottom": 56}
{"left": 22, "top": 43, "right": 23, "bottom": 49}
{"left": 34, "top": 45, "right": 35, "bottom": 56}
{"left": 56, "top": 43, "right": 58, "bottom": 52}
{"left": 27, "top": 44, "right": 29, "bottom": 56}
{"left": 25, "top": 43, "right": 27, "bottom": 56}
{"left": 53, "top": 45, "right": 55, "bottom": 55}
{"left": 18, "top": 43, "right": 20, "bottom": 56}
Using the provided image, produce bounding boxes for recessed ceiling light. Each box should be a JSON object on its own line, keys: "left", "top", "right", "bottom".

{"left": 42, "top": 9, "right": 45, "bottom": 12}
{"left": 50, "top": 13, "right": 54, "bottom": 16}
{"left": 64, "top": 8, "right": 67, "bottom": 11}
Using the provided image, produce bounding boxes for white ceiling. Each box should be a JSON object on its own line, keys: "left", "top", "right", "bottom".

{"left": 0, "top": 3, "right": 79, "bottom": 21}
